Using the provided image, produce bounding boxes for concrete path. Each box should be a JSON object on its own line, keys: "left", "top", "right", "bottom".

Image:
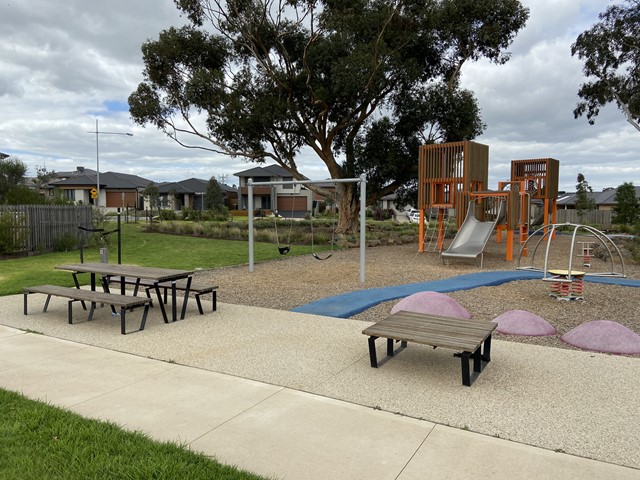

{"left": 1, "top": 324, "right": 638, "bottom": 480}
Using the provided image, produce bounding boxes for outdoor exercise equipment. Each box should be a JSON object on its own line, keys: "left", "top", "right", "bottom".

{"left": 247, "top": 175, "right": 367, "bottom": 283}
{"left": 77, "top": 209, "right": 122, "bottom": 264}
{"left": 517, "top": 223, "right": 626, "bottom": 300}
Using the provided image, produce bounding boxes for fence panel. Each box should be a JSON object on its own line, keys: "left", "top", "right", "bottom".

{"left": 0, "top": 205, "right": 93, "bottom": 254}
{"left": 556, "top": 209, "right": 611, "bottom": 226}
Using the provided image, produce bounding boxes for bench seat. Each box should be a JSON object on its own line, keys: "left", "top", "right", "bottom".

{"left": 23, "top": 285, "right": 152, "bottom": 335}
{"left": 107, "top": 277, "right": 218, "bottom": 314}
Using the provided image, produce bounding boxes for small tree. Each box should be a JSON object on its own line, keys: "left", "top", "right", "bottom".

{"left": 0, "top": 156, "right": 28, "bottom": 204}
{"left": 575, "top": 173, "right": 596, "bottom": 221}
{"left": 204, "top": 177, "right": 225, "bottom": 211}
{"left": 142, "top": 182, "right": 160, "bottom": 219}
{"left": 612, "top": 182, "right": 639, "bottom": 224}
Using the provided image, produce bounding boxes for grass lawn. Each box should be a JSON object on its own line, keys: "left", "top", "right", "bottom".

{"left": 0, "top": 222, "right": 299, "bottom": 478}
{"left": 0, "top": 388, "right": 268, "bottom": 480}
{"left": 0, "top": 222, "right": 318, "bottom": 296}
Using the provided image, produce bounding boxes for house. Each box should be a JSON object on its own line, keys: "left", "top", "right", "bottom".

{"left": 156, "top": 178, "right": 238, "bottom": 211}
{"left": 48, "top": 166, "right": 151, "bottom": 210}
{"left": 235, "top": 164, "right": 314, "bottom": 217}
{"left": 556, "top": 186, "right": 640, "bottom": 211}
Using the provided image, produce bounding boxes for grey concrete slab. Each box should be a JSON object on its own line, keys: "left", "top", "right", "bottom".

{"left": 1, "top": 293, "right": 640, "bottom": 472}
{"left": 190, "top": 388, "right": 436, "bottom": 480}
{"left": 0, "top": 333, "right": 89, "bottom": 373}
{"left": 314, "top": 339, "right": 640, "bottom": 470}
{"left": 0, "top": 340, "right": 176, "bottom": 406}
{"left": 0, "top": 324, "right": 24, "bottom": 338}
{"left": 399, "top": 425, "right": 640, "bottom": 480}
{"left": 71, "top": 365, "right": 283, "bottom": 444}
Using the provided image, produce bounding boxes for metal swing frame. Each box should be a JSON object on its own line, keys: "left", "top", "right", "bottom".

{"left": 247, "top": 175, "right": 367, "bottom": 283}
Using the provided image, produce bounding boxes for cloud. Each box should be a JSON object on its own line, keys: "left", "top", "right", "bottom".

{"left": 0, "top": 0, "right": 638, "bottom": 194}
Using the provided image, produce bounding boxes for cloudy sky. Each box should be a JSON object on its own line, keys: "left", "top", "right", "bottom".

{"left": 1, "top": 0, "right": 638, "bottom": 192}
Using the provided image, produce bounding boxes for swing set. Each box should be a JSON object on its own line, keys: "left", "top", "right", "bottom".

{"left": 247, "top": 175, "right": 368, "bottom": 283}
{"left": 272, "top": 190, "right": 337, "bottom": 259}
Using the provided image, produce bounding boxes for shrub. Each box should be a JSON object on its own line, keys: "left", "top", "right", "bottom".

{"left": 0, "top": 212, "right": 25, "bottom": 255}
{"left": 52, "top": 233, "right": 78, "bottom": 252}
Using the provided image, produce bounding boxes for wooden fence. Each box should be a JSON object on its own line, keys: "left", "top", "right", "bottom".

{"left": 0, "top": 205, "right": 93, "bottom": 254}
{"left": 555, "top": 209, "right": 612, "bottom": 226}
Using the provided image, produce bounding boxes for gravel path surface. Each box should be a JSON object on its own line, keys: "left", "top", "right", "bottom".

{"left": 201, "top": 234, "right": 639, "bottom": 352}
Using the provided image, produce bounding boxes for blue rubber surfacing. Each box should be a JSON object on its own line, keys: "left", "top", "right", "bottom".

{"left": 291, "top": 270, "right": 640, "bottom": 318}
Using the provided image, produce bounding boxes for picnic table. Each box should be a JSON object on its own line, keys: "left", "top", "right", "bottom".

{"left": 362, "top": 311, "right": 497, "bottom": 386}
{"left": 55, "top": 263, "right": 195, "bottom": 323}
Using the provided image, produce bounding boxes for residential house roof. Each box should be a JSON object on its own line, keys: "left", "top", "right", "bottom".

{"left": 234, "top": 164, "right": 297, "bottom": 178}
{"left": 556, "top": 186, "right": 640, "bottom": 207}
{"left": 50, "top": 171, "right": 151, "bottom": 189}
{"left": 157, "top": 178, "right": 237, "bottom": 195}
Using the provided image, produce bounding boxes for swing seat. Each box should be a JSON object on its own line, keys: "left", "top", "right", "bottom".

{"left": 278, "top": 246, "right": 291, "bottom": 255}
{"left": 312, "top": 252, "right": 332, "bottom": 261}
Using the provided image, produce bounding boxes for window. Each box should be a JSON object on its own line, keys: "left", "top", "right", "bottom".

{"left": 64, "top": 190, "right": 75, "bottom": 201}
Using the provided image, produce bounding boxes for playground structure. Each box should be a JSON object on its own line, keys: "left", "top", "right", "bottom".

{"left": 417, "top": 140, "right": 559, "bottom": 261}
{"left": 517, "top": 223, "right": 626, "bottom": 300}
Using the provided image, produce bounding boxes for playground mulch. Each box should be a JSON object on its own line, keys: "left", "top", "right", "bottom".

{"left": 201, "top": 233, "right": 639, "bottom": 354}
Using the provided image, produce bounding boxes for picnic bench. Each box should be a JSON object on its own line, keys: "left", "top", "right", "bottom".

{"left": 23, "top": 285, "right": 152, "bottom": 335}
{"left": 106, "top": 277, "right": 218, "bottom": 314}
{"left": 362, "top": 311, "right": 497, "bottom": 386}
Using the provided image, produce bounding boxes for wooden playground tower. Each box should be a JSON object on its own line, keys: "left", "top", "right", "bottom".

{"left": 417, "top": 140, "right": 559, "bottom": 261}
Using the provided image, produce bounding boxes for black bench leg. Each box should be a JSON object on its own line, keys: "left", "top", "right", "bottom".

{"left": 43, "top": 294, "right": 52, "bottom": 313}
{"left": 23, "top": 293, "right": 28, "bottom": 315}
{"left": 212, "top": 290, "right": 216, "bottom": 312}
{"left": 68, "top": 300, "right": 74, "bottom": 324}
{"left": 483, "top": 335, "right": 492, "bottom": 362}
{"left": 87, "top": 302, "right": 96, "bottom": 321}
{"left": 387, "top": 338, "right": 394, "bottom": 357}
{"left": 153, "top": 285, "right": 170, "bottom": 323}
{"left": 72, "top": 273, "right": 87, "bottom": 310}
{"left": 120, "top": 307, "right": 127, "bottom": 335}
{"left": 195, "top": 295, "right": 204, "bottom": 315}
{"left": 180, "top": 276, "right": 192, "bottom": 320}
{"left": 368, "top": 336, "right": 379, "bottom": 368}
{"left": 461, "top": 352, "right": 471, "bottom": 386}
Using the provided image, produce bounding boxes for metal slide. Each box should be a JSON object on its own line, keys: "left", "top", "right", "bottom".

{"left": 441, "top": 201, "right": 504, "bottom": 268}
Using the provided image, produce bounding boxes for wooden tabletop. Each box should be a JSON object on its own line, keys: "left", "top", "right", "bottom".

{"left": 55, "top": 263, "right": 194, "bottom": 282}
{"left": 363, "top": 310, "right": 497, "bottom": 353}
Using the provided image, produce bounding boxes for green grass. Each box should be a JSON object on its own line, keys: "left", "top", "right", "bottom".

{"left": 0, "top": 222, "right": 319, "bottom": 296}
{"left": 0, "top": 388, "right": 268, "bottom": 480}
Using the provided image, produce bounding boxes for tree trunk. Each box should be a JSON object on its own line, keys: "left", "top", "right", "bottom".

{"left": 336, "top": 183, "right": 360, "bottom": 234}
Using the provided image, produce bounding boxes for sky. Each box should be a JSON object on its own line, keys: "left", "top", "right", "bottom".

{"left": 1, "top": 0, "right": 639, "bottom": 192}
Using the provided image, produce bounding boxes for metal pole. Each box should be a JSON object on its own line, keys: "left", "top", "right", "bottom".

{"left": 248, "top": 180, "right": 254, "bottom": 272}
{"left": 95, "top": 119, "right": 100, "bottom": 208}
{"left": 359, "top": 173, "right": 367, "bottom": 283}
{"left": 117, "top": 208, "right": 122, "bottom": 264}
{"left": 87, "top": 120, "right": 133, "bottom": 209}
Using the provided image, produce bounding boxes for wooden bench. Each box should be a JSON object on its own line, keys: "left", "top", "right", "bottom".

{"left": 107, "top": 277, "right": 217, "bottom": 314}
{"left": 362, "top": 310, "right": 497, "bottom": 386}
{"left": 23, "top": 285, "right": 152, "bottom": 335}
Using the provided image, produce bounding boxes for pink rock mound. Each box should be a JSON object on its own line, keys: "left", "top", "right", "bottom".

{"left": 493, "top": 310, "right": 556, "bottom": 336}
{"left": 561, "top": 320, "right": 640, "bottom": 355}
{"left": 390, "top": 291, "right": 471, "bottom": 318}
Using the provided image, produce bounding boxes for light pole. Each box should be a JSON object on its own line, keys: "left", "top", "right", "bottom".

{"left": 88, "top": 119, "right": 133, "bottom": 208}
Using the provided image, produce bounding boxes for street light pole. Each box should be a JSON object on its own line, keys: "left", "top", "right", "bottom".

{"left": 88, "top": 119, "right": 133, "bottom": 208}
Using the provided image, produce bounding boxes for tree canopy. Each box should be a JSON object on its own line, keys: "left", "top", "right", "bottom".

{"left": 205, "top": 177, "right": 226, "bottom": 211}
{"left": 571, "top": 0, "right": 640, "bottom": 132}
{"left": 129, "top": 0, "right": 529, "bottom": 232}
{"left": 0, "top": 156, "right": 28, "bottom": 205}
{"left": 612, "top": 182, "right": 639, "bottom": 224}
